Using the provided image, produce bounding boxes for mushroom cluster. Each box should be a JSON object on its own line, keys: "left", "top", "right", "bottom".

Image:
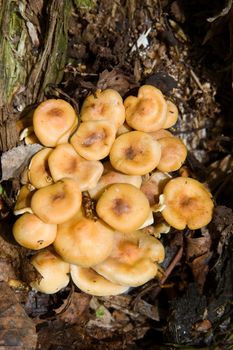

{"left": 14, "top": 86, "right": 214, "bottom": 296}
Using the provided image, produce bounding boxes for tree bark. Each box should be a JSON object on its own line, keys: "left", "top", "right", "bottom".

{"left": 0, "top": 0, "right": 72, "bottom": 152}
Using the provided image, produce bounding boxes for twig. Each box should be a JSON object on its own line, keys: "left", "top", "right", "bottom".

{"left": 190, "top": 69, "right": 205, "bottom": 92}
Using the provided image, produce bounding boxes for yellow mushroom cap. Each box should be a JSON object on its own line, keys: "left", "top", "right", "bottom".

{"left": 157, "top": 137, "right": 187, "bottom": 172}
{"left": 31, "top": 178, "right": 82, "bottom": 224}
{"left": 80, "top": 89, "right": 125, "bottom": 129}
{"left": 30, "top": 249, "right": 70, "bottom": 294}
{"left": 148, "top": 129, "right": 174, "bottom": 141}
{"left": 54, "top": 213, "right": 114, "bottom": 267}
{"left": 33, "top": 99, "right": 77, "bottom": 147}
{"left": 28, "top": 148, "right": 53, "bottom": 189}
{"left": 162, "top": 177, "right": 214, "bottom": 230}
{"left": 94, "top": 231, "right": 164, "bottom": 287}
{"left": 124, "top": 85, "right": 167, "bottom": 132}
{"left": 96, "top": 183, "right": 150, "bottom": 233}
{"left": 70, "top": 265, "right": 129, "bottom": 296}
{"left": 70, "top": 120, "right": 116, "bottom": 160}
{"left": 163, "top": 100, "right": 179, "bottom": 129}
{"left": 109, "top": 131, "right": 161, "bottom": 175}
{"left": 48, "top": 143, "right": 103, "bottom": 191}
{"left": 13, "top": 213, "right": 57, "bottom": 250}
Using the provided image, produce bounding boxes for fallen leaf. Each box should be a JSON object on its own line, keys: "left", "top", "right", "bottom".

{"left": 97, "top": 69, "right": 137, "bottom": 95}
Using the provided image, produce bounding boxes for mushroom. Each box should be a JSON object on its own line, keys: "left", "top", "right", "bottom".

{"left": 13, "top": 213, "right": 57, "bottom": 250}
{"left": 157, "top": 137, "right": 187, "bottom": 172}
{"left": 30, "top": 249, "right": 70, "bottom": 294}
{"left": 80, "top": 89, "right": 125, "bottom": 129}
{"left": 33, "top": 99, "right": 77, "bottom": 147}
{"left": 109, "top": 131, "right": 161, "bottom": 175}
{"left": 163, "top": 100, "right": 179, "bottom": 129}
{"left": 93, "top": 231, "right": 165, "bottom": 287}
{"left": 31, "top": 178, "right": 82, "bottom": 224}
{"left": 48, "top": 143, "right": 103, "bottom": 191}
{"left": 28, "top": 148, "right": 53, "bottom": 189}
{"left": 140, "top": 171, "right": 171, "bottom": 206}
{"left": 124, "top": 85, "right": 167, "bottom": 132}
{"left": 96, "top": 183, "right": 150, "bottom": 233}
{"left": 162, "top": 177, "right": 214, "bottom": 230}
{"left": 88, "top": 169, "right": 142, "bottom": 199}
{"left": 54, "top": 212, "right": 114, "bottom": 267}
{"left": 116, "top": 122, "right": 132, "bottom": 136}
{"left": 70, "top": 120, "right": 116, "bottom": 160}
{"left": 148, "top": 129, "right": 174, "bottom": 141}
{"left": 14, "top": 185, "right": 34, "bottom": 215}
{"left": 70, "top": 265, "right": 129, "bottom": 296}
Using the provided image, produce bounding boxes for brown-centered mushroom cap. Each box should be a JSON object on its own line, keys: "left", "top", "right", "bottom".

{"left": 13, "top": 213, "right": 57, "bottom": 250}
{"left": 110, "top": 131, "right": 161, "bottom": 175}
{"left": 162, "top": 177, "right": 214, "bottom": 230}
{"left": 54, "top": 212, "right": 114, "bottom": 267}
{"left": 96, "top": 183, "right": 150, "bottom": 233}
{"left": 33, "top": 99, "right": 77, "bottom": 147}
{"left": 31, "top": 178, "right": 82, "bottom": 224}
{"left": 28, "top": 148, "right": 53, "bottom": 189}
{"left": 48, "top": 143, "right": 103, "bottom": 191}
{"left": 30, "top": 249, "right": 70, "bottom": 294}
{"left": 70, "top": 120, "right": 116, "bottom": 160}
{"left": 124, "top": 85, "right": 167, "bottom": 132}
{"left": 80, "top": 89, "right": 125, "bottom": 129}
{"left": 70, "top": 265, "right": 129, "bottom": 296}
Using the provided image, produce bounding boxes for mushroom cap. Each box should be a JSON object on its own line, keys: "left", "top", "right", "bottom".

{"left": 124, "top": 85, "right": 167, "bottom": 132}
{"left": 109, "top": 131, "right": 161, "bottom": 175}
{"left": 94, "top": 231, "right": 164, "bottom": 287}
{"left": 140, "top": 171, "right": 171, "bottom": 205}
{"left": 116, "top": 122, "right": 132, "bottom": 136}
{"left": 13, "top": 213, "right": 57, "bottom": 250}
{"left": 30, "top": 249, "right": 70, "bottom": 294}
{"left": 54, "top": 213, "right": 114, "bottom": 267}
{"left": 157, "top": 137, "right": 187, "bottom": 172}
{"left": 96, "top": 183, "right": 150, "bottom": 233}
{"left": 162, "top": 177, "right": 214, "bottom": 230}
{"left": 14, "top": 185, "right": 34, "bottom": 215}
{"left": 70, "top": 120, "right": 116, "bottom": 160}
{"left": 28, "top": 148, "right": 53, "bottom": 189}
{"left": 80, "top": 89, "right": 125, "bottom": 129}
{"left": 163, "top": 100, "right": 179, "bottom": 129}
{"left": 70, "top": 265, "right": 129, "bottom": 296}
{"left": 31, "top": 178, "right": 82, "bottom": 224}
{"left": 48, "top": 143, "right": 103, "bottom": 191}
{"left": 33, "top": 99, "right": 77, "bottom": 147}
{"left": 148, "top": 129, "right": 174, "bottom": 141}
{"left": 88, "top": 169, "right": 142, "bottom": 199}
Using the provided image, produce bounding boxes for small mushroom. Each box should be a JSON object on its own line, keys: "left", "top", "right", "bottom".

{"left": 96, "top": 183, "right": 150, "bottom": 233}
{"left": 48, "top": 143, "right": 103, "bottom": 191}
{"left": 54, "top": 212, "right": 114, "bottom": 267}
{"left": 94, "top": 231, "right": 165, "bottom": 287}
{"left": 163, "top": 100, "right": 179, "bottom": 129}
{"left": 70, "top": 120, "right": 116, "bottom": 160}
{"left": 30, "top": 249, "right": 70, "bottom": 294}
{"left": 31, "top": 178, "right": 82, "bottom": 224}
{"left": 33, "top": 99, "right": 77, "bottom": 147}
{"left": 110, "top": 131, "right": 161, "bottom": 175}
{"left": 14, "top": 185, "right": 34, "bottom": 215}
{"left": 124, "top": 85, "right": 167, "bottom": 132}
{"left": 13, "top": 213, "right": 57, "bottom": 250}
{"left": 80, "top": 89, "right": 125, "bottom": 129}
{"left": 88, "top": 169, "right": 142, "bottom": 199}
{"left": 157, "top": 137, "right": 187, "bottom": 172}
{"left": 70, "top": 265, "right": 129, "bottom": 296}
{"left": 140, "top": 171, "right": 171, "bottom": 206}
{"left": 28, "top": 148, "right": 53, "bottom": 189}
{"left": 162, "top": 177, "right": 214, "bottom": 230}
{"left": 148, "top": 129, "right": 174, "bottom": 141}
